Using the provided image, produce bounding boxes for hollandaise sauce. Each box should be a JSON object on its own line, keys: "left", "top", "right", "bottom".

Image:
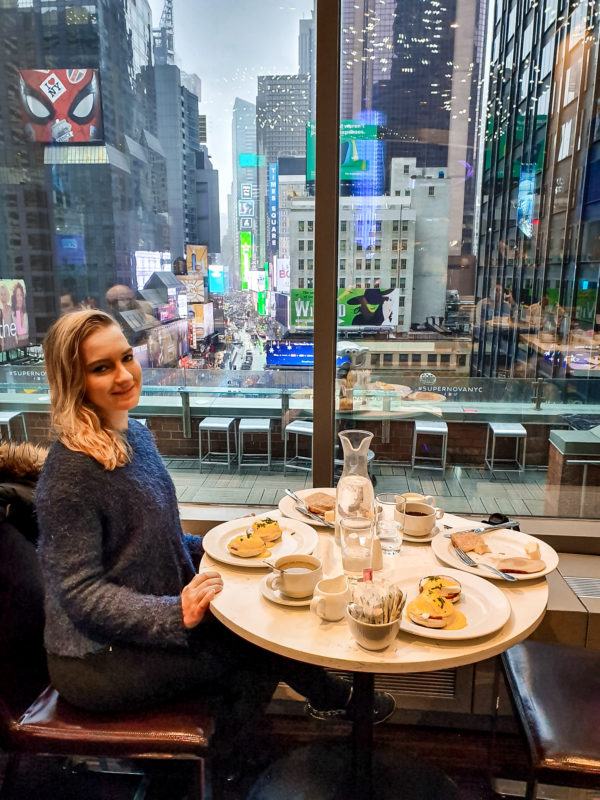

{"left": 444, "top": 609, "right": 467, "bottom": 630}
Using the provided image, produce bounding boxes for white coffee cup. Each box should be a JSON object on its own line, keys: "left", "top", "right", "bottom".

{"left": 310, "top": 575, "right": 350, "bottom": 621}
{"left": 397, "top": 492, "right": 434, "bottom": 506}
{"left": 401, "top": 501, "right": 443, "bottom": 537}
{"left": 271, "top": 554, "right": 322, "bottom": 598}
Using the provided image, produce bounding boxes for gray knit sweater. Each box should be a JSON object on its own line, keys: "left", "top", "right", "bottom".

{"left": 36, "top": 420, "right": 202, "bottom": 658}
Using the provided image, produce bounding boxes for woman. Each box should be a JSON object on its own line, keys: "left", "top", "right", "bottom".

{"left": 11, "top": 282, "right": 28, "bottom": 345}
{"left": 36, "top": 311, "right": 395, "bottom": 767}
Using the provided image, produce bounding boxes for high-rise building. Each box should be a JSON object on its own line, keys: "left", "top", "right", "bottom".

{"left": 298, "top": 10, "right": 316, "bottom": 119}
{"left": 0, "top": 0, "right": 169, "bottom": 345}
{"left": 230, "top": 98, "right": 258, "bottom": 289}
{"left": 473, "top": 0, "right": 600, "bottom": 379}
{"left": 341, "top": 0, "right": 487, "bottom": 293}
{"left": 195, "top": 146, "right": 221, "bottom": 255}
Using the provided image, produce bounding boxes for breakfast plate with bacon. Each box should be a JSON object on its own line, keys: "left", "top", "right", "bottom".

{"left": 431, "top": 528, "right": 559, "bottom": 581}
{"left": 278, "top": 488, "right": 336, "bottom": 527}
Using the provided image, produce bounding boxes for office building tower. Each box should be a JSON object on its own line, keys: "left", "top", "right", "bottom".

{"left": 474, "top": 0, "right": 600, "bottom": 379}
{"left": 0, "top": 0, "right": 169, "bottom": 345}
{"left": 154, "top": 63, "right": 203, "bottom": 259}
{"left": 195, "top": 146, "right": 221, "bottom": 255}
{"left": 231, "top": 98, "right": 258, "bottom": 289}
{"left": 299, "top": 10, "right": 316, "bottom": 119}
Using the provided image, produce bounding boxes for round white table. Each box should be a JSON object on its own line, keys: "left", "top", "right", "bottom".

{"left": 202, "top": 510, "right": 549, "bottom": 799}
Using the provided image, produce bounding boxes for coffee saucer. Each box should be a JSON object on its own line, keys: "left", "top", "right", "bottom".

{"left": 402, "top": 526, "right": 440, "bottom": 544}
{"left": 260, "top": 574, "right": 312, "bottom": 607}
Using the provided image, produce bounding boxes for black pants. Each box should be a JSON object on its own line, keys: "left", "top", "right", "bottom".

{"left": 48, "top": 617, "right": 350, "bottom": 754}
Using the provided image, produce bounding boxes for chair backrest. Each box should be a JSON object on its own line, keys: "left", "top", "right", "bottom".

{"left": 0, "top": 518, "right": 49, "bottom": 747}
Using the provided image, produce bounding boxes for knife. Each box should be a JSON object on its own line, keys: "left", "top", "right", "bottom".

{"left": 295, "top": 504, "right": 335, "bottom": 528}
{"left": 443, "top": 520, "right": 519, "bottom": 538}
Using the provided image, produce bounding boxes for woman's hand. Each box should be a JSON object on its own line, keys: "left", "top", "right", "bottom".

{"left": 181, "top": 570, "right": 223, "bottom": 629}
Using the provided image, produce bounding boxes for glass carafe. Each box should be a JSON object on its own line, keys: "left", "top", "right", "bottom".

{"left": 335, "top": 430, "right": 375, "bottom": 544}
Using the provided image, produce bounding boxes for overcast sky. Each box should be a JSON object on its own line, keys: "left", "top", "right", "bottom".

{"left": 148, "top": 0, "right": 313, "bottom": 218}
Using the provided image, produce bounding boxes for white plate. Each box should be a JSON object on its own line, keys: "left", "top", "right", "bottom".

{"left": 278, "top": 487, "right": 336, "bottom": 527}
{"left": 402, "top": 525, "right": 440, "bottom": 544}
{"left": 260, "top": 574, "right": 312, "bottom": 607}
{"left": 397, "top": 567, "right": 511, "bottom": 640}
{"left": 431, "top": 529, "right": 559, "bottom": 581}
{"left": 202, "top": 516, "right": 319, "bottom": 568}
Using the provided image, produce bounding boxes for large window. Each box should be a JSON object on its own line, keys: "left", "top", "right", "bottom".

{"left": 0, "top": 0, "right": 598, "bottom": 519}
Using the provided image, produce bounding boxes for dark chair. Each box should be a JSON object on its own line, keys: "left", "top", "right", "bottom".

{"left": 0, "top": 519, "right": 216, "bottom": 799}
{"left": 500, "top": 640, "right": 600, "bottom": 800}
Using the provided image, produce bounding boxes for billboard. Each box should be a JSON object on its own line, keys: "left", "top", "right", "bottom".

{"left": 208, "top": 264, "right": 227, "bottom": 294}
{"left": 147, "top": 319, "right": 189, "bottom": 367}
{"left": 134, "top": 250, "right": 171, "bottom": 290}
{"left": 19, "top": 69, "right": 103, "bottom": 143}
{"left": 306, "top": 118, "right": 384, "bottom": 195}
{"left": 516, "top": 165, "right": 536, "bottom": 238}
{"left": 268, "top": 162, "right": 279, "bottom": 253}
{"left": 290, "top": 287, "right": 399, "bottom": 328}
{"left": 0, "top": 279, "right": 29, "bottom": 350}
{"left": 186, "top": 244, "right": 207, "bottom": 273}
{"left": 191, "top": 303, "right": 215, "bottom": 338}
{"left": 275, "top": 257, "right": 290, "bottom": 292}
{"left": 55, "top": 234, "right": 86, "bottom": 267}
{"left": 266, "top": 340, "right": 355, "bottom": 368}
{"left": 240, "top": 231, "right": 252, "bottom": 290}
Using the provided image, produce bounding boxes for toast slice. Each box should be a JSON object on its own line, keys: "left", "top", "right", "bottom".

{"left": 304, "top": 492, "right": 335, "bottom": 516}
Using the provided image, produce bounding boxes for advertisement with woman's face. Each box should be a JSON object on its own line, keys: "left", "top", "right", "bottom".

{"left": 0, "top": 279, "right": 29, "bottom": 350}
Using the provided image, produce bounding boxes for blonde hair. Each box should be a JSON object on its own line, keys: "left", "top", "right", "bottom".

{"left": 43, "top": 310, "right": 132, "bottom": 470}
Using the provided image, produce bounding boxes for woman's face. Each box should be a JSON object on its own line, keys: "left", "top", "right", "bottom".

{"left": 15, "top": 287, "right": 24, "bottom": 309}
{"left": 81, "top": 324, "right": 142, "bottom": 426}
{"left": 0, "top": 286, "right": 9, "bottom": 306}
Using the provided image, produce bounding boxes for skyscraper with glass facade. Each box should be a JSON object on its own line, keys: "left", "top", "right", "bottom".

{"left": 474, "top": 0, "right": 600, "bottom": 380}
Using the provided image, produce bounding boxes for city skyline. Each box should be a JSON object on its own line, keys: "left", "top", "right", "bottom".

{"left": 148, "top": 0, "right": 313, "bottom": 211}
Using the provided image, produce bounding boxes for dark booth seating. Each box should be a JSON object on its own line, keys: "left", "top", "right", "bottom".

{"left": 501, "top": 640, "right": 600, "bottom": 800}
{"left": 0, "top": 444, "right": 215, "bottom": 800}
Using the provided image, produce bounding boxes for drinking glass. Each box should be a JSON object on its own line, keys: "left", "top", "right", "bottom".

{"left": 339, "top": 516, "right": 374, "bottom": 581}
{"left": 374, "top": 493, "right": 403, "bottom": 555}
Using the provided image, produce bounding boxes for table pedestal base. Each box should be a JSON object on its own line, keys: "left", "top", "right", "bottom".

{"left": 247, "top": 742, "right": 460, "bottom": 800}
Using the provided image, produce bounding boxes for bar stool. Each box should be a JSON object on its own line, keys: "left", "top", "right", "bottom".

{"left": 485, "top": 422, "right": 526, "bottom": 473}
{"left": 411, "top": 419, "right": 448, "bottom": 471}
{"left": 238, "top": 418, "right": 272, "bottom": 471}
{"left": 283, "top": 420, "right": 313, "bottom": 475}
{"left": 198, "top": 416, "right": 237, "bottom": 472}
{"left": 0, "top": 410, "right": 28, "bottom": 442}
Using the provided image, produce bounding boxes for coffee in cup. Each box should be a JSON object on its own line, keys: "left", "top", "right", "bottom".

{"left": 310, "top": 574, "right": 350, "bottom": 621}
{"left": 271, "top": 554, "right": 322, "bottom": 598}
{"left": 400, "top": 501, "right": 443, "bottom": 538}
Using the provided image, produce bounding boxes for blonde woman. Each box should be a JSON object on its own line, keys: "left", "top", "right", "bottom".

{"left": 36, "top": 311, "right": 394, "bottom": 781}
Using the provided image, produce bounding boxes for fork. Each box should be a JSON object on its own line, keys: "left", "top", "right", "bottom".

{"left": 453, "top": 545, "right": 518, "bottom": 581}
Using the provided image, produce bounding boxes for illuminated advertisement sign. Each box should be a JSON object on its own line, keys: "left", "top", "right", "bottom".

{"left": 19, "top": 69, "right": 103, "bottom": 143}
{"left": 306, "top": 119, "right": 383, "bottom": 194}
{"left": 268, "top": 162, "right": 278, "bottom": 252}
{"left": 240, "top": 183, "right": 253, "bottom": 198}
{"left": 266, "top": 340, "right": 349, "bottom": 368}
{"left": 208, "top": 264, "right": 226, "bottom": 294}
{"left": 517, "top": 164, "right": 536, "bottom": 238}
{"left": 134, "top": 250, "right": 171, "bottom": 290}
{"left": 290, "top": 287, "right": 399, "bottom": 328}
{"left": 55, "top": 233, "right": 86, "bottom": 267}
{"left": 240, "top": 218, "right": 253, "bottom": 230}
{"left": 240, "top": 231, "right": 252, "bottom": 290}
{"left": 239, "top": 153, "right": 265, "bottom": 167}
{"left": 186, "top": 244, "right": 207, "bottom": 273}
{"left": 275, "top": 257, "right": 290, "bottom": 293}
{"left": 238, "top": 199, "right": 255, "bottom": 218}
{"left": 0, "top": 279, "right": 29, "bottom": 350}
{"left": 147, "top": 319, "right": 189, "bottom": 367}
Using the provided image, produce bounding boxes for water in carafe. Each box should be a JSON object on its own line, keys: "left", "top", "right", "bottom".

{"left": 335, "top": 430, "right": 375, "bottom": 543}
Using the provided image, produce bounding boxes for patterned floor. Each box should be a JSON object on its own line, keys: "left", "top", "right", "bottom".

{"left": 165, "top": 460, "right": 548, "bottom": 517}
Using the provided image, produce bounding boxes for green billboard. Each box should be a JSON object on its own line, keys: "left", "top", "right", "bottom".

{"left": 306, "top": 120, "right": 378, "bottom": 182}
{"left": 290, "top": 288, "right": 399, "bottom": 328}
